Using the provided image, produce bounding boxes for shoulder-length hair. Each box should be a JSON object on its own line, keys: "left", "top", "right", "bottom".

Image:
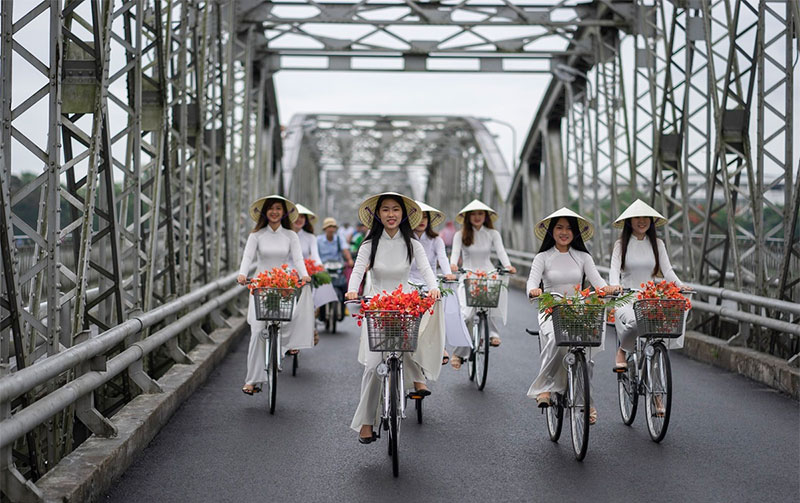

{"left": 252, "top": 198, "right": 292, "bottom": 232}
{"left": 461, "top": 211, "right": 494, "bottom": 247}
{"left": 537, "top": 216, "right": 590, "bottom": 254}
{"left": 365, "top": 194, "right": 415, "bottom": 269}
{"left": 620, "top": 217, "right": 660, "bottom": 276}
{"left": 302, "top": 219, "right": 314, "bottom": 234}
{"left": 423, "top": 212, "right": 439, "bottom": 239}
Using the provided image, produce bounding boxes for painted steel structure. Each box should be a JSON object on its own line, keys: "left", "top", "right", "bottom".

{"left": 0, "top": 0, "right": 797, "bottom": 500}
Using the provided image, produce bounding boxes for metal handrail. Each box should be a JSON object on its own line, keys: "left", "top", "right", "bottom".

{"left": 0, "top": 273, "right": 243, "bottom": 451}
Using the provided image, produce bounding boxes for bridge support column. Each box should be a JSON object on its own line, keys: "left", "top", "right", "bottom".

{"left": 72, "top": 330, "right": 118, "bottom": 438}
{"left": 0, "top": 364, "right": 42, "bottom": 502}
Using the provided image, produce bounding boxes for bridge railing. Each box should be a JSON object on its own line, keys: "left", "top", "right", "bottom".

{"left": 0, "top": 273, "right": 245, "bottom": 499}
{"left": 503, "top": 249, "right": 800, "bottom": 364}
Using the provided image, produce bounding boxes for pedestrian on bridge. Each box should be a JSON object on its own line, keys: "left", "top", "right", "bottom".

{"left": 237, "top": 195, "right": 312, "bottom": 396}
{"left": 526, "top": 208, "right": 614, "bottom": 424}
{"left": 608, "top": 199, "right": 688, "bottom": 372}
{"left": 449, "top": 200, "right": 516, "bottom": 368}
{"left": 345, "top": 192, "right": 443, "bottom": 444}
{"left": 291, "top": 203, "right": 324, "bottom": 347}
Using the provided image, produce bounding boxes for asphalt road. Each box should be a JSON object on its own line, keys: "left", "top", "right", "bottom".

{"left": 104, "top": 290, "right": 799, "bottom": 503}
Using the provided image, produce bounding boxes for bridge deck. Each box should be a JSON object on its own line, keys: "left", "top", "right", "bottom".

{"left": 104, "top": 291, "right": 799, "bottom": 502}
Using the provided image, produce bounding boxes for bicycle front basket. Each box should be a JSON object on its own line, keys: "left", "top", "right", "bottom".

{"left": 252, "top": 287, "right": 296, "bottom": 321}
{"left": 633, "top": 299, "right": 687, "bottom": 338}
{"left": 463, "top": 278, "right": 503, "bottom": 308}
{"left": 364, "top": 310, "right": 421, "bottom": 352}
{"left": 551, "top": 304, "right": 605, "bottom": 347}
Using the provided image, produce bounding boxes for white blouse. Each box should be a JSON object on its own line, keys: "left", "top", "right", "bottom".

{"left": 608, "top": 238, "right": 681, "bottom": 288}
{"left": 526, "top": 248, "right": 607, "bottom": 296}
{"left": 449, "top": 227, "right": 511, "bottom": 272}
{"left": 409, "top": 233, "right": 450, "bottom": 284}
{"left": 297, "top": 229, "right": 322, "bottom": 265}
{"left": 348, "top": 230, "right": 438, "bottom": 295}
{"left": 238, "top": 225, "right": 308, "bottom": 278}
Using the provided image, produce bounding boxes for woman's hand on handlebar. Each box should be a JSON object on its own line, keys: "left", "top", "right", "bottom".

{"left": 528, "top": 288, "right": 542, "bottom": 298}
{"left": 450, "top": 264, "right": 458, "bottom": 273}
{"left": 428, "top": 288, "right": 441, "bottom": 301}
{"left": 301, "top": 275, "right": 312, "bottom": 284}
{"left": 345, "top": 291, "right": 359, "bottom": 301}
{"left": 506, "top": 265, "right": 517, "bottom": 275}
{"left": 604, "top": 285, "right": 622, "bottom": 294}
{"left": 444, "top": 273, "right": 457, "bottom": 281}
{"left": 237, "top": 274, "right": 248, "bottom": 285}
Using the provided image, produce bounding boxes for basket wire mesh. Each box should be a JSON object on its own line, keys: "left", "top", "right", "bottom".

{"left": 551, "top": 304, "right": 606, "bottom": 347}
{"left": 633, "top": 299, "right": 687, "bottom": 338}
{"left": 464, "top": 278, "right": 503, "bottom": 308}
{"left": 364, "top": 310, "right": 421, "bottom": 352}
{"left": 253, "top": 287, "right": 297, "bottom": 321}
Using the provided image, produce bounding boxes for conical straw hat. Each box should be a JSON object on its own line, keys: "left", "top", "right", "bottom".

{"left": 249, "top": 195, "right": 299, "bottom": 223}
{"left": 535, "top": 207, "right": 594, "bottom": 241}
{"left": 415, "top": 201, "right": 446, "bottom": 228}
{"left": 294, "top": 203, "right": 318, "bottom": 225}
{"left": 613, "top": 199, "right": 668, "bottom": 228}
{"left": 357, "top": 192, "right": 423, "bottom": 229}
{"left": 455, "top": 199, "right": 499, "bottom": 225}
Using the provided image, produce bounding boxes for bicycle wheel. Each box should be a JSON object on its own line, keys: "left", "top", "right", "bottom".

{"left": 467, "top": 319, "right": 479, "bottom": 381}
{"left": 644, "top": 342, "right": 672, "bottom": 443}
{"left": 617, "top": 352, "right": 638, "bottom": 426}
{"left": 325, "top": 303, "right": 337, "bottom": 333}
{"left": 545, "top": 393, "right": 563, "bottom": 442}
{"left": 388, "top": 358, "right": 400, "bottom": 477}
{"left": 569, "top": 352, "right": 590, "bottom": 461}
{"left": 291, "top": 352, "right": 298, "bottom": 377}
{"left": 267, "top": 327, "right": 278, "bottom": 415}
{"left": 474, "top": 314, "right": 490, "bottom": 390}
{"left": 415, "top": 397, "right": 423, "bottom": 424}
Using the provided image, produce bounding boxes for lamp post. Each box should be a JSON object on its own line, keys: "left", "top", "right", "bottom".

{"left": 478, "top": 117, "right": 518, "bottom": 171}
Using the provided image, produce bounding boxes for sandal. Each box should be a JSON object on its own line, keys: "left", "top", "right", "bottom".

{"left": 536, "top": 392, "right": 551, "bottom": 408}
{"left": 358, "top": 431, "right": 377, "bottom": 444}
{"left": 450, "top": 356, "right": 463, "bottom": 370}
{"left": 314, "top": 330, "right": 319, "bottom": 346}
{"left": 589, "top": 407, "right": 598, "bottom": 425}
{"left": 242, "top": 385, "right": 255, "bottom": 396}
{"left": 489, "top": 337, "right": 501, "bottom": 347}
{"left": 286, "top": 349, "right": 300, "bottom": 356}
{"left": 442, "top": 350, "right": 450, "bottom": 366}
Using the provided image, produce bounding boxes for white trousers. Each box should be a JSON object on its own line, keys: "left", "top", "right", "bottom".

{"left": 614, "top": 303, "right": 638, "bottom": 352}
{"left": 452, "top": 315, "right": 501, "bottom": 358}
{"left": 527, "top": 313, "right": 594, "bottom": 400}
{"left": 350, "top": 350, "right": 425, "bottom": 432}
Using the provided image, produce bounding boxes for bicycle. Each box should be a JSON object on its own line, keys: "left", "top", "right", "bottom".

{"left": 346, "top": 297, "right": 424, "bottom": 477}
{"left": 615, "top": 290, "right": 692, "bottom": 442}
{"left": 320, "top": 260, "right": 346, "bottom": 333}
{"left": 250, "top": 284, "right": 301, "bottom": 414}
{"left": 526, "top": 292, "right": 607, "bottom": 461}
{"left": 460, "top": 268, "right": 509, "bottom": 391}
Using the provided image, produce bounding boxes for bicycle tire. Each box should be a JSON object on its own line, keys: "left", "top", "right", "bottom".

{"left": 475, "top": 313, "right": 489, "bottom": 391}
{"left": 569, "top": 352, "right": 590, "bottom": 461}
{"left": 645, "top": 342, "right": 672, "bottom": 443}
{"left": 388, "top": 358, "right": 400, "bottom": 477}
{"left": 416, "top": 397, "right": 423, "bottom": 424}
{"left": 292, "top": 352, "right": 298, "bottom": 377}
{"left": 546, "top": 393, "right": 563, "bottom": 442}
{"left": 268, "top": 327, "right": 278, "bottom": 415}
{"left": 617, "top": 352, "right": 638, "bottom": 426}
{"left": 467, "top": 319, "right": 478, "bottom": 381}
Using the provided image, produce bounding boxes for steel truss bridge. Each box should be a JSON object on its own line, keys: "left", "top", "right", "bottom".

{"left": 0, "top": 1, "right": 797, "bottom": 500}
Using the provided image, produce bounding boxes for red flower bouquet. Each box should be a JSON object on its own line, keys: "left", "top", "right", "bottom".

{"left": 634, "top": 281, "right": 691, "bottom": 337}
{"left": 248, "top": 264, "right": 305, "bottom": 293}
{"left": 354, "top": 285, "right": 435, "bottom": 352}
{"left": 304, "top": 258, "right": 331, "bottom": 287}
{"left": 248, "top": 264, "right": 305, "bottom": 321}
{"left": 463, "top": 270, "right": 504, "bottom": 308}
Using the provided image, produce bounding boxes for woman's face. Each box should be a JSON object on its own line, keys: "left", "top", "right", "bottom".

{"left": 266, "top": 202, "right": 284, "bottom": 224}
{"left": 469, "top": 211, "right": 486, "bottom": 228}
{"left": 378, "top": 198, "right": 403, "bottom": 231}
{"left": 630, "top": 216, "right": 651, "bottom": 236}
{"left": 293, "top": 214, "right": 306, "bottom": 231}
{"left": 415, "top": 214, "right": 429, "bottom": 233}
{"left": 552, "top": 218, "right": 574, "bottom": 248}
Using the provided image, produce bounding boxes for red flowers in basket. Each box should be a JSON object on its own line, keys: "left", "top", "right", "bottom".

{"left": 304, "top": 259, "right": 324, "bottom": 276}
{"left": 354, "top": 285, "right": 436, "bottom": 327}
{"left": 248, "top": 264, "right": 305, "bottom": 293}
{"left": 637, "top": 280, "right": 691, "bottom": 310}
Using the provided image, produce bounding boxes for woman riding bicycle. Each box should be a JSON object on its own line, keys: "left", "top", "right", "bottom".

{"left": 526, "top": 208, "right": 613, "bottom": 424}
{"left": 449, "top": 200, "right": 516, "bottom": 368}
{"left": 345, "top": 192, "right": 442, "bottom": 444}
{"left": 409, "top": 201, "right": 463, "bottom": 366}
{"left": 237, "top": 195, "right": 311, "bottom": 395}
{"left": 290, "top": 203, "right": 323, "bottom": 347}
{"left": 608, "top": 199, "right": 688, "bottom": 372}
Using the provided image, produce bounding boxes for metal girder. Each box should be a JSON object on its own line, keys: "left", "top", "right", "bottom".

{"left": 233, "top": 0, "right": 633, "bottom": 73}
{"left": 283, "top": 113, "right": 511, "bottom": 222}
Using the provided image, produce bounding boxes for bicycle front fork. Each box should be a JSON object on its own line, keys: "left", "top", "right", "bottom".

{"left": 264, "top": 325, "right": 282, "bottom": 372}
{"left": 377, "top": 357, "right": 405, "bottom": 420}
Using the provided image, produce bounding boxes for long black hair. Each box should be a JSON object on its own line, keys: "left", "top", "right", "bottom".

{"left": 365, "top": 194, "right": 415, "bottom": 269}
{"left": 461, "top": 210, "right": 494, "bottom": 246}
{"left": 620, "top": 217, "right": 660, "bottom": 276}
{"left": 252, "top": 198, "right": 293, "bottom": 232}
{"left": 537, "top": 216, "right": 590, "bottom": 254}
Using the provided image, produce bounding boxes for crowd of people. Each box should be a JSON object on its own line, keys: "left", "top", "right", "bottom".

{"left": 237, "top": 193, "right": 685, "bottom": 442}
